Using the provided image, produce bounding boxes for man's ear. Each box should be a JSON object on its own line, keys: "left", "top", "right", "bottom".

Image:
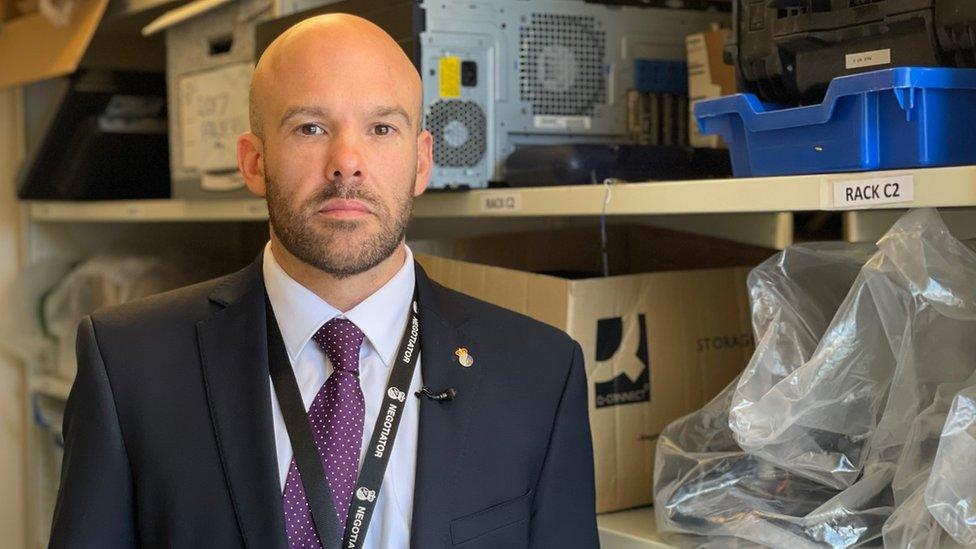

{"left": 238, "top": 132, "right": 267, "bottom": 197}
{"left": 414, "top": 129, "right": 433, "bottom": 197}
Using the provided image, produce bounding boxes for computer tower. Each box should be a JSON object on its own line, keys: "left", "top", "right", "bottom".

{"left": 257, "top": 0, "right": 728, "bottom": 188}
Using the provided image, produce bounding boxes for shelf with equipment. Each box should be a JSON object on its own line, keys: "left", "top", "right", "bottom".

{"left": 23, "top": 191, "right": 796, "bottom": 250}
{"left": 414, "top": 166, "right": 976, "bottom": 216}
{"left": 25, "top": 164, "right": 976, "bottom": 251}
{"left": 25, "top": 165, "right": 976, "bottom": 221}
{"left": 19, "top": 99, "right": 976, "bottom": 547}
{"left": 843, "top": 207, "right": 976, "bottom": 243}
{"left": 26, "top": 198, "right": 269, "bottom": 222}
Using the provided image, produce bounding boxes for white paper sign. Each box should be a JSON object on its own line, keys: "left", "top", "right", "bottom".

{"left": 480, "top": 192, "right": 522, "bottom": 213}
{"left": 179, "top": 63, "right": 253, "bottom": 172}
{"left": 845, "top": 48, "right": 891, "bottom": 70}
{"left": 831, "top": 175, "right": 915, "bottom": 209}
{"left": 533, "top": 115, "right": 592, "bottom": 130}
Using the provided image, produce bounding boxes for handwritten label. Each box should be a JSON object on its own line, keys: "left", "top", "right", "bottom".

{"left": 845, "top": 48, "right": 891, "bottom": 70}
{"left": 179, "top": 63, "right": 253, "bottom": 172}
{"left": 480, "top": 192, "right": 522, "bottom": 213}
{"left": 830, "top": 175, "right": 915, "bottom": 209}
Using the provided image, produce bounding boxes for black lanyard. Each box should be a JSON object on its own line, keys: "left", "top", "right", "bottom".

{"left": 266, "top": 287, "right": 421, "bottom": 548}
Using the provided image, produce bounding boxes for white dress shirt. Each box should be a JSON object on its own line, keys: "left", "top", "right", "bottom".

{"left": 263, "top": 242, "right": 421, "bottom": 548}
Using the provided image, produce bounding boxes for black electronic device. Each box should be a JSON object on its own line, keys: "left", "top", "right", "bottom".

{"left": 726, "top": 0, "right": 976, "bottom": 105}
{"left": 504, "top": 144, "right": 732, "bottom": 187}
{"left": 583, "top": 0, "right": 731, "bottom": 9}
{"left": 17, "top": 70, "right": 170, "bottom": 200}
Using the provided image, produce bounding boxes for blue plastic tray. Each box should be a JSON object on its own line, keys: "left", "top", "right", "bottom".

{"left": 695, "top": 68, "right": 976, "bottom": 177}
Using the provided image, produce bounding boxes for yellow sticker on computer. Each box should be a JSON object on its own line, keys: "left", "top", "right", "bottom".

{"left": 439, "top": 56, "right": 461, "bottom": 98}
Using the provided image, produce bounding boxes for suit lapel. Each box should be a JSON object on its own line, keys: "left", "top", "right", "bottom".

{"left": 410, "top": 264, "right": 485, "bottom": 548}
{"left": 196, "top": 256, "right": 481, "bottom": 547}
{"left": 197, "top": 254, "right": 287, "bottom": 549}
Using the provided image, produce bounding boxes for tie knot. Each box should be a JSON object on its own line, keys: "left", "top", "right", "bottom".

{"left": 312, "top": 317, "right": 365, "bottom": 374}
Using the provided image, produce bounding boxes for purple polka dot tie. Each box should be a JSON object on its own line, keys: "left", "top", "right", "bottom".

{"left": 282, "top": 318, "right": 366, "bottom": 549}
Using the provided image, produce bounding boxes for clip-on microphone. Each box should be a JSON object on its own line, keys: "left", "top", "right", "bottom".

{"left": 416, "top": 386, "right": 457, "bottom": 401}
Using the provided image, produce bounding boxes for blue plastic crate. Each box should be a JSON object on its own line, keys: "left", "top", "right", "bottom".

{"left": 694, "top": 67, "right": 976, "bottom": 177}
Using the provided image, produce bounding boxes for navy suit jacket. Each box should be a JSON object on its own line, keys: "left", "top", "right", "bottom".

{"left": 49, "top": 252, "right": 598, "bottom": 548}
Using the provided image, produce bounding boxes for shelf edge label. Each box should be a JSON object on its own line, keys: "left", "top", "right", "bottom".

{"left": 480, "top": 192, "right": 522, "bottom": 213}
{"left": 828, "top": 175, "right": 915, "bottom": 210}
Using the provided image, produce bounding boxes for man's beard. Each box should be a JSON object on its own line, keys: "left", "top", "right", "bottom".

{"left": 266, "top": 174, "right": 414, "bottom": 279}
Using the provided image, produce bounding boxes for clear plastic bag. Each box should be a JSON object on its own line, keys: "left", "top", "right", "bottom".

{"left": 881, "top": 361, "right": 976, "bottom": 548}
{"left": 655, "top": 209, "right": 976, "bottom": 548}
{"left": 924, "top": 385, "right": 976, "bottom": 546}
{"left": 654, "top": 240, "right": 874, "bottom": 547}
{"left": 883, "top": 484, "right": 967, "bottom": 549}
{"left": 42, "top": 251, "right": 228, "bottom": 379}
{"left": 0, "top": 259, "right": 74, "bottom": 362}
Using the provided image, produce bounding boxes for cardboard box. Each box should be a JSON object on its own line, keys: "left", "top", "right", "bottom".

{"left": 0, "top": 0, "right": 109, "bottom": 90}
{"left": 415, "top": 225, "right": 769, "bottom": 513}
{"left": 15, "top": 0, "right": 36, "bottom": 16}
{"left": 143, "top": 0, "right": 270, "bottom": 199}
{"left": 1, "top": 0, "right": 19, "bottom": 22}
{"left": 687, "top": 27, "right": 735, "bottom": 149}
{"left": 143, "top": 0, "right": 346, "bottom": 200}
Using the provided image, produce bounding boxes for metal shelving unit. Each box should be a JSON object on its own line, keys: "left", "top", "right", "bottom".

{"left": 844, "top": 207, "right": 976, "bottom": 243}
{"left": 25, "top": 164, "right": 976, "bottom": 222}
{"left": 25, "top": 191, "right": 797, "bottom": 251}
{"left": 18, "top": 156, "right": 976, "bottom": 548}
{"left": 598, "top": 506, "right": 674, "bottom": 549}
{"left": 29, "top": 375, "right": 73, "bottom": 402}
{"left": 28, "top": 197, "right": 269, "bottom": 222}
{"left": 21, "top": 172, "right": 976, "bottom": 549}
{"left": 14, "top": 4, "right": 976, "bottom": 539}
{"left": 416, "top": 166, "right": 976, "bottom": 215}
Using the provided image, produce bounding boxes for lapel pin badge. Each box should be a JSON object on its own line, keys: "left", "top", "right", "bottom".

{"left": 455, "top": 347, "right": 474, "bottom": 368}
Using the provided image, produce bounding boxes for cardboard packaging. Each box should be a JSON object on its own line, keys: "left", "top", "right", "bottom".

{"left": 0, "top": 0, "right": 109, "bottom": 90}
{"left": 415, "top": 225, "right": 770, "bottom": 513}
{"left": 143, "top": 0, "right": 339, "bottom": 200}
{"left": 143, "top": 0, "right": 272, "bottom": 200}
{"left": 1, "top": 0, "right": 21, "bottom": 22}
{"left": 687, "top": 27, "right": 736, "bottom": 149}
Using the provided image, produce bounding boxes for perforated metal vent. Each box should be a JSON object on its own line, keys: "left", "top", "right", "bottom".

{"left": 519, "top": 12, "right": 607, "bottom": 116}
{"left": 427, "top": 100, "right": 486, "bottom": 168}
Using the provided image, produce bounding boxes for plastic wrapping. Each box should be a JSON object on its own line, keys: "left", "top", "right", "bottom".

{"left": 0, "top": 259, "right": 74, "bottom": 362}
{"left": 42, "top": 252, "right": 228, "bottom": 379}
{"left": 883, "top": 484, "right": 966, "bottom": 549}
{"left": 925, "top": 385, "right": 976, "bottom": 546}
{"left": 883, "top": 378, "right": 976, "bottom": 549}
{"left": 655, "top": 209, "right": 976, "bottom": 548}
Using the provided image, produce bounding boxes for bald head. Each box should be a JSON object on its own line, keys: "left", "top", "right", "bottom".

{"left": 248, "top": 14, "right": 423, "bottom": 140}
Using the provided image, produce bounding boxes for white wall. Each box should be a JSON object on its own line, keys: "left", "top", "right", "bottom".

{"left": 0, "top": 86, "right": 28, "bottom": 548}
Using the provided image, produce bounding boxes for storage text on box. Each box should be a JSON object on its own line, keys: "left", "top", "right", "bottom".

{"left": 831, "top": 175, "right": 915, "bottom": 209}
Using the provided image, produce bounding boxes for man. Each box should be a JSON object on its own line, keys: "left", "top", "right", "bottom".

{"left": 50, "top": 14, "right": 597, "bottom": 549}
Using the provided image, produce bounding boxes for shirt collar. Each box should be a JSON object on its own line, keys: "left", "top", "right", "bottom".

{"left": 262, "top": 242, "right": 416, "bottom": 367}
